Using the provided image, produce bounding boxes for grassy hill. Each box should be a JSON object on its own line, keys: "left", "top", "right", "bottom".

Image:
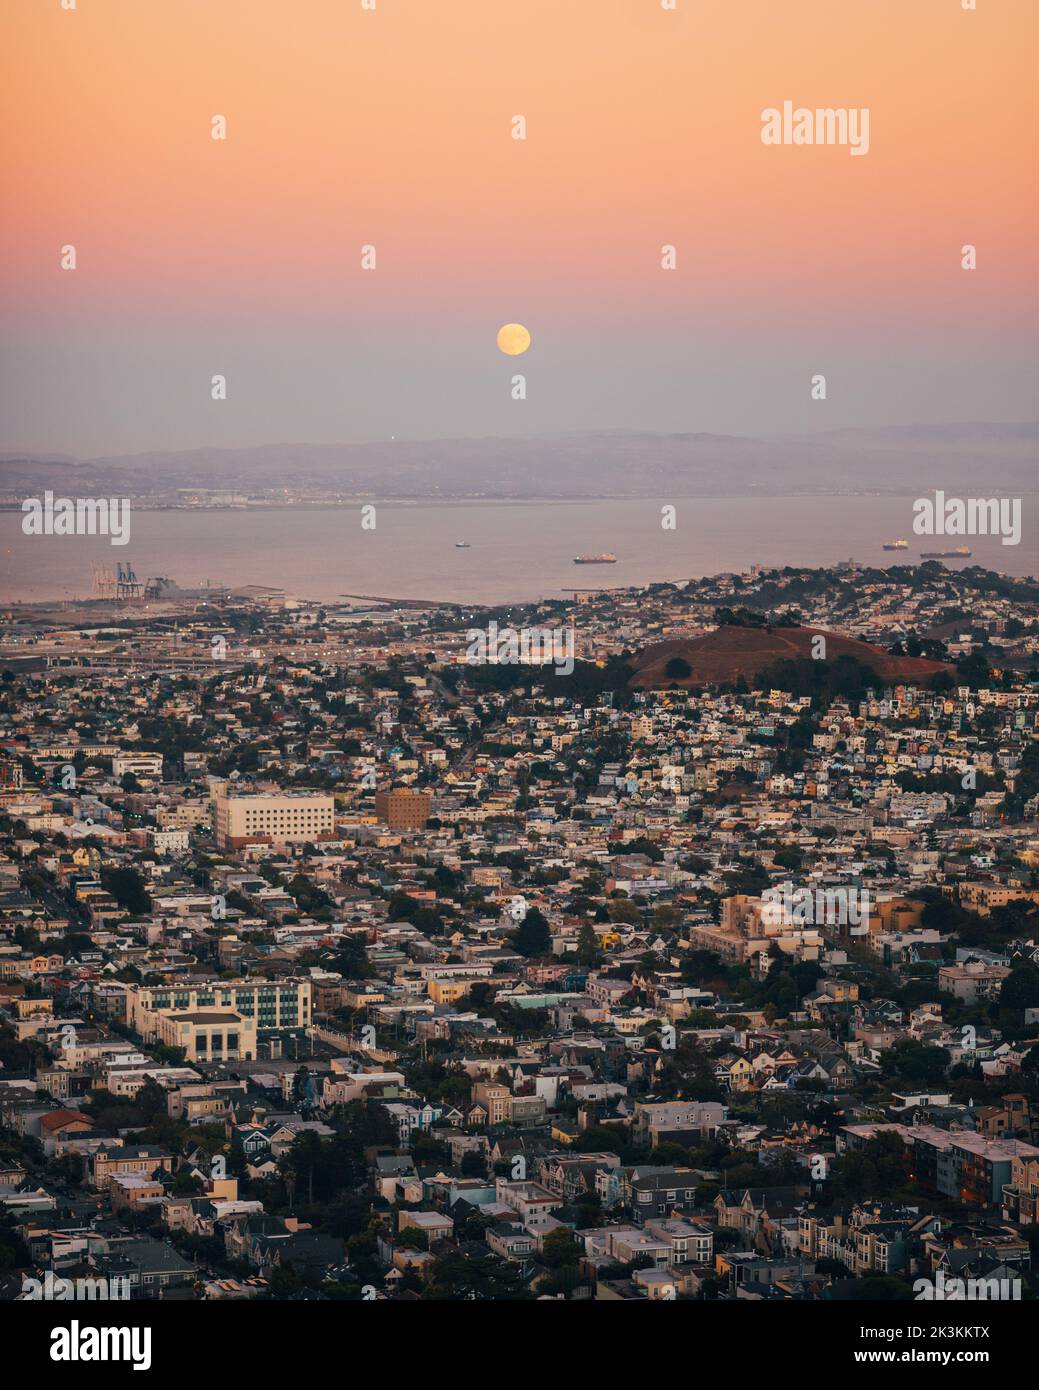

{"left": 628, "top": 625, "right": 952, "bottom": 691}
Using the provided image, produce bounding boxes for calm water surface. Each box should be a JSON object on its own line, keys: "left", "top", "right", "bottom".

{"left": 3, "top": 495, "right": 1036, "bottom": 606}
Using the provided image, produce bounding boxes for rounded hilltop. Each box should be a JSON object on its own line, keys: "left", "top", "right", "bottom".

{"left": 628, "top": 623, "right": 953, "bottom": 691}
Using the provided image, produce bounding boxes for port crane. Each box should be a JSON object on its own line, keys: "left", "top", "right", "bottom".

{"left": 91, "top": 564, "right": 116, "bottom": 600}
{"left": 116, "top": 562, "right": 142, "bottom": 600}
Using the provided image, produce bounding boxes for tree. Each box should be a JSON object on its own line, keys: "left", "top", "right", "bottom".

{"left": 879, "top": 1039, "right": 950, "bottom": 1087}
{"left": 101, "top": 866, "right": 151, "bottom": 915}
{"left": 267, "top": 1263, "right": 302, "bottom": 1298}
{"left": 292, "top": 1066, "right": 316, "bottom": 1115}
{"left": 956, "top": 649, "right": 990, "bottom": 686}
{"left": 541, "top": 1228, "right": 582, "bottom": 1269}
{"left": 853, "top": 1276, "right": 915, "bottom": 1301}
{"left": 285, "top": 1129, "right": 323, "bottom": 1207}
{"left": 576, "top": 921, "right": 602, "bottom": 968}
{"left": 136, "top": 1077, "right": 168, "bottom": 1122}
{"left": 47, "top": 1152, "right": 84, "bottom": 1185}
{"left": 828, "top": 1132, "right": 910, "bottom": 1203}
{"left": 460, "top": 1149, "right": 487, "bottom": 1178}
{"left": 1000, "top": 963, "right": 1039, "bottom": 1013}
{"left": 773, "top": 845, "right": 803, "bottom": 872}
{"left": 172, "top": 1169, "right": 205, "bottom": 1196}
{"left": 411, "top": 907, "right": 444, "bottom": 936}
{"left": 331, "top": 933, "right": 374, "bottom": 980}
{"left": 607, "top": 898, "right": 643, "bottom": 926}
{"left": 512, "top": 907, "right": 551, "bottom": 958}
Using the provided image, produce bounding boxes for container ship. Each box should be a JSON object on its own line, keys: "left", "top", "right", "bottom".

{"left": 573, "top": 553, "right": 617, "bottom": 564}
{"left": 920, "top": 545, "right": 972, "bottom": 559}
{"left": 882, "top": 539, "right": 909, "bottom": 550}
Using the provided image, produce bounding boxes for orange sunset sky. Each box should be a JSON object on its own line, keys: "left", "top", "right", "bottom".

{"left": 0, "top": 0, "right": 1036, "bottom": 452}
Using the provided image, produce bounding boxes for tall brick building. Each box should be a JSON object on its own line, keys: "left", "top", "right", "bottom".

{"left": 374, "top": 788, "right": 432, "bottom": 830}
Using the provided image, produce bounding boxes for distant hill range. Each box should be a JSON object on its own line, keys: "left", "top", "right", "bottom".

{"left": 628, "top": 625, "right": 952, "bottom": 690}
{"left": 1, "top": 421, "right": 1036, "bottom": 499}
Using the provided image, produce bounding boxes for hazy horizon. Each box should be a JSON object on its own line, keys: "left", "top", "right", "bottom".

{"left": 3, "top": 0, "right": 1036, "bottom": 457}
{"left": 5, "top": 417, "right": 1039, "bottom": 468}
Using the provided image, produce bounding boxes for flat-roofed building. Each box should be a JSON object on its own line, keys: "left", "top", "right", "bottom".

{"left": 90, "top": 1145, "right": 175, "bottom": 1191}
{"left": 112, "top": 753, "right": 164, "bottom": 780}
{"left": 374, "top": 788, "right": 432, "bottom": 831}
{"left": 938, "top": 960, "right": 1011, "bottom": 1003}
{"left": 151, "top": 1008, "right": 257, "bottom": 1063}
{"left": 1003, "top": 1155, "right": 1039, "bottom": 1224}
{"left": 213, "top": 791, "right": 334, "bottom": 849}
{"left": 126, "top": 977, "right": 311, "bottom": 1040}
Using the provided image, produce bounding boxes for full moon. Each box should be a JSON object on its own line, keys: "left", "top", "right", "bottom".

{"left": 497, "top": 323, "right": 531, "bottom": 356}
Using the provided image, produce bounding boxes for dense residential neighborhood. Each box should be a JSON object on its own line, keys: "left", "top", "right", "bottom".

{"left": 2, "top": 563, "right": 1039, "bottom": 1302}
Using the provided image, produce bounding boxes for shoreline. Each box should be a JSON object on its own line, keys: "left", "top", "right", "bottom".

{"left": 7, "top": 488, "right": 1034, "bottom": 514}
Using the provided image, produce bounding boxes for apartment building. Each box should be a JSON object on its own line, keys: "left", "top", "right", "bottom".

{"left": 937, "top": 960, "right": 1011, "bottom": 1003}
{"left": 628, "top": 1166, "right": 701, "bottom": 1224}
{"left": 472, "top": 1082, "right": 510, "bottom": 1126}
{"left": 374, "top": 788, "right": 432, "bottom": 831}
{"left": 213, "top": 791, "right": 335, "bottom": 849}
{"left": 1002, "top": 1155, "right": 1039, "bottom": 1224}
{"left": 841, "top": 1122, "right": 1039, "bottom": 1206}
{"left": 125, "top": 978, "right": 311, "bottom": 1041}
{"left": 90, "top": 1145, "right": 175, "bottom": 1191}
{"left": 645, "top": 1217, "right": 714, "bottom": 1265}
{"left": 960, "top": 881, "right": 1039, "bottom": 916}
{"left": 632, "top": 1100, "right": 727, "bottom": 1148}
{"left": 494, "top": 1178, "right": 558, "bottom": 1228}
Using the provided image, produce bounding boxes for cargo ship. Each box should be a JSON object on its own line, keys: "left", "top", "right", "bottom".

{"left": 882, "top": 539, "right": 909, "bottom": 550}
{"left": 573, "top": 553, "right": 617, "bottom": 564}
{"left": 920, "top": 545, "right": 972, "bottom": 559}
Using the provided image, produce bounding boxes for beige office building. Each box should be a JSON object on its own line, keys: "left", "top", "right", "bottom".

{"left": 152, "top": 1008, "right": 258, "bottom": 1062}
{"left": 213, "top": 791, "right": 335, "bottom": 849}
{"left": 126, "top": 978, "right": 311, "bottom": 1040}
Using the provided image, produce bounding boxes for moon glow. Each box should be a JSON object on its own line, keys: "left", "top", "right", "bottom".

{"left": 497, "top": 323, "right": 531, "bottom": 356}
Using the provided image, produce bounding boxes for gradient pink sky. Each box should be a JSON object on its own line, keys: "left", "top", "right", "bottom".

{"left": 1, "top": 0, "right": 1035, "bottom": 452}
